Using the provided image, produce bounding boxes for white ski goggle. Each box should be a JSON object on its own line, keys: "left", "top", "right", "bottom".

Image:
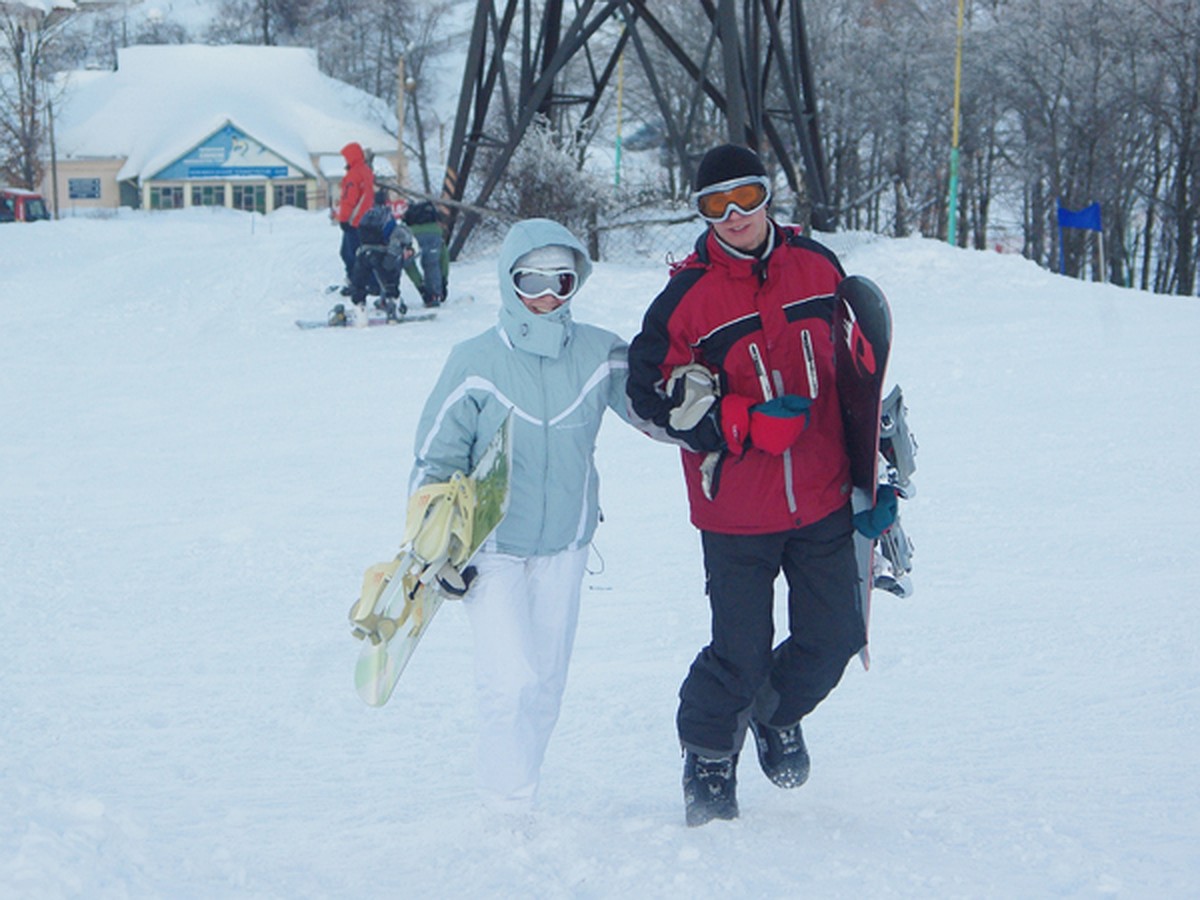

{"left": 693, "top": 175, "right": 771, "bottom": 223}
{"left": 512, "top": 267, "right": 579, "bottom": 300}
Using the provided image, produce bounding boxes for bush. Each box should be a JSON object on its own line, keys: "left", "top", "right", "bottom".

{"left": 491, "top": 117, "right": 612, "bottom": 257}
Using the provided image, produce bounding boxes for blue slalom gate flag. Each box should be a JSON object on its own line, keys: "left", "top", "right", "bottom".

{"left": 1056, "top": 200, "right": 1103, "bottom": 232}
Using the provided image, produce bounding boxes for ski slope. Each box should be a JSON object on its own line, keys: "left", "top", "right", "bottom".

{"left": 1, "top": 208, "right": 1197, "bottom": 898}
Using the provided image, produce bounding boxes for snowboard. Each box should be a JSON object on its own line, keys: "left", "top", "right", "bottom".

{"left": 326, "top": 283, "right": 474, "bottom": 306}
{"left": 350, "top": 415, "right": 512, "bottom": 706}
{"left": 295, "top": 306, "right": 436, "bottom": 329}
{"left": 833, "top": 275, "right": 895, "bottom": 670}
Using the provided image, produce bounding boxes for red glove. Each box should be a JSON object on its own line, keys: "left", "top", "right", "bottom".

{"left": 748, "top": 396, "right": 812, "bottom": 455}
{"left": 719, "top": 395, "right": 753, "bottom": 455}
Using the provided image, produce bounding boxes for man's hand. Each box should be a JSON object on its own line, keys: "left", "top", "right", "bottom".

{"left": 666, "top": 364, "right": 718, "bottom": 430}
{"left": 664, "top": 364, "right": 755, "bottom": 455}
{"left": 748, "top": 395, "right": 811, "bottom": 455}
{"left": 853, "top": 484, "right": 899, "bottom": 538}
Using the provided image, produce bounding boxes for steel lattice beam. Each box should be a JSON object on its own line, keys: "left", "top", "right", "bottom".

{"left": 440, "top": 0, "right": 834, "bottom": 256}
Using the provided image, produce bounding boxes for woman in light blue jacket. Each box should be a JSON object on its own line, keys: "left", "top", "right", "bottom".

{"left": 411, "top": 218, "right": 629, "bottom": 813}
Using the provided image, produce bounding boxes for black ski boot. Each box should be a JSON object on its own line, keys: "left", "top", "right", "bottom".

{"left": 376, "top": 296, "right": 403, "bottom": 320}
{"left": 749, "top": 719, "right": 810, "bottom": 788}
{"left": 682, "top": 751, "right": 739, "bottom": 827}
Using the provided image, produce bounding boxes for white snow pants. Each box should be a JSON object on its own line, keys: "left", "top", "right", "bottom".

{"left": 463, "top": 546, "right": 588, "bottom": 812}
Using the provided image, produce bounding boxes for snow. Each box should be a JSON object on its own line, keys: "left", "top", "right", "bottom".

{"left": 1, "top": 208, "right": 1198, "bottom": 898}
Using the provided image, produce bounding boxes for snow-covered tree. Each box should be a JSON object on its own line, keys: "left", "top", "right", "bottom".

{"left": 0, "top": 0, "right": 97, "bottom": 189}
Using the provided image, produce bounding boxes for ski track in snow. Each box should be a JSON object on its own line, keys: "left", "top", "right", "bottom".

{"left": 1, "top": 208, "right": 1197, "bottom": 898}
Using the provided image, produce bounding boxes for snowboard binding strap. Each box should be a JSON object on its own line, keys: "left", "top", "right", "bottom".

{"left": 348, "top": 473, "right": 478, "bottom": 644}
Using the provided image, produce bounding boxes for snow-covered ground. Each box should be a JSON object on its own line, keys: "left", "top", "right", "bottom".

{"left": 1, "top": 208, "right": 1197, "bottom": 898}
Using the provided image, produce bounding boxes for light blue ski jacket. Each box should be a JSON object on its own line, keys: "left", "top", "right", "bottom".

{"left": 411, "top": 218, "right": 630, "bottom": 558}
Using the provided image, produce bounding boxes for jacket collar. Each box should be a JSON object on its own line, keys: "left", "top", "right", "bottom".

{"left": 497, "top": 307, "right": 574, "bottom": 359}
{"left": 698, "top": 218, "right": 781, "bottom": 279}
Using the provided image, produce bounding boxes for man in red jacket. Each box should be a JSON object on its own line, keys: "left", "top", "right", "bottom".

{"left": 335, "top": 142, "right": 376, "bottom": 288}
{"left": 627, "top": 144, "right": 864, "bottom": 827}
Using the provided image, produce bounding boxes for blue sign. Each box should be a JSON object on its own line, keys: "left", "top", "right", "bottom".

{"left": 1056, "top": 201, "right": 1102, "bottom": 232}
{"left": 68, "top": 177, "right": 101, "bottom": 199}
{"left": 155, "top": 124, "right": 296, "bottom": 181}
{"left": 187, "top": 166, "right": 287, "bottom": 178}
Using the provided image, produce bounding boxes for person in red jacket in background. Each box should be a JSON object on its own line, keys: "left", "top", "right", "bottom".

{"left": 626, "top": 144, "right": 864, "bottom": 827}
{"left": 335, "top": 142, "right": 376, "bottom": 287}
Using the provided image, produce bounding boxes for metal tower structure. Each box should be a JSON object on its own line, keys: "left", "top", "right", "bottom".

{"left": 440, "top": 0, "right": 834, "bottom": 255}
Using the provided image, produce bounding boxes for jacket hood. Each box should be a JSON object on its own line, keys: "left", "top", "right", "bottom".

{"left": 497, "top": 218, "right": 593, "bottom": 359}
{"left": 341, "top": 142, "right": 365, "bottom": 166}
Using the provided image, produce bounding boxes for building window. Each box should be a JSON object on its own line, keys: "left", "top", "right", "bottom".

{"left": 150, "top": 185, "right": 184, "bottom": 209}
{"left": 232, "top": 183, "right": 266, "bottom": 214}
{"left": 273, "top": 183, "right": 308, "bottom": 210}
{"left": 192, "top": 184, "right": 227, "bottom": 207}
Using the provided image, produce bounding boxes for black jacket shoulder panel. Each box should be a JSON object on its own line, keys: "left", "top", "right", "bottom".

{"left": 626, "top": 265, "right": 708, "bottom": 421}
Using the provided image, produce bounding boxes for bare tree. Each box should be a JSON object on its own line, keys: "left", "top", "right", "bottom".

{"left": 206, "top": 0, "right": 315, "bottom": 46}
{"left": 1144, "top": 0, "right": 1200, "bottom": 295}
{"left": 0, "top": 0, "right": 94, "bottom": 189}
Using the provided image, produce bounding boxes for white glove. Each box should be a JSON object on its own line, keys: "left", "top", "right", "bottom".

{"left": 665, "top": 363, "right": 719, "bottom": 431}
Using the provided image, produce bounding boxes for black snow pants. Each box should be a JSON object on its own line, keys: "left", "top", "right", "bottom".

{"left": 677, "top": 504, "right": 865, "bottom": 758}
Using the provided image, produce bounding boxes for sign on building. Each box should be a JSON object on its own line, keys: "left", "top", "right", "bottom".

{"left": 68, "top": 178, "right": 102, "bottom": 200}
{"left": 154, "top": 123, "right": 296, "bottom": 181}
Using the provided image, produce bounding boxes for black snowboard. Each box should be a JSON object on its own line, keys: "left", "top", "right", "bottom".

{"left": 833, "top": 275, "right": 892, "bottom": 669}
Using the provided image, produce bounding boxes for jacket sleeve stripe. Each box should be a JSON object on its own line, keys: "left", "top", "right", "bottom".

{"left": 548, "top": 360, "right": 624, "bottom": 426}
{"left": 416, "top": 375, "right": 532, "bottom": 463}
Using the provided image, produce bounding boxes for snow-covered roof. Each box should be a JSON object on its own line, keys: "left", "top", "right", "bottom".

{"left": 54, "top": 44, "right": 399, "bottom": 182}
{"left": 0, "top": 0, "right": 79, "bottom": 13}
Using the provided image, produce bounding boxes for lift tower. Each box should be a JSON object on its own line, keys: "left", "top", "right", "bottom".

{"left": 441, "top": 0, "right": 833, "bottom": 255}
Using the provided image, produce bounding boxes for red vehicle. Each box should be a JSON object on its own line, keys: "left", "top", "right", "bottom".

{"left": 0, "top": 188, "right": 50, "bottom": 223}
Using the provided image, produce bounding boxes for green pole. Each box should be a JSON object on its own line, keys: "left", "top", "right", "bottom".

{"left": 614, "top": 38, "right": 624, "bottom": 187}
{"left": 947, "top": 0, "right": 965, "bottom": 246}
{"left": 947, "top": 147, "right": 960, "bottom": 245}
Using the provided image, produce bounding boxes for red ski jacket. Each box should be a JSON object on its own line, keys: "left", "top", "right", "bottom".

{"left": 337, "top": 142, "right": 375, "bottom": 227}
{"left": 627, "top": 223, "right": 852, "bottom": 534}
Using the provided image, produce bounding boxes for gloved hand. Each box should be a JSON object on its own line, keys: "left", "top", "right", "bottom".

{"left": 853, "top": 484, "right": 899, "bottom": 538}
{"left": 718, "top": 394, "right": 752, "bottom": 455}
{"left": 664, "top": 364, "right": 741, "bottom": 454}
{"left": 663, "top": 392, "right": 754, "bottom": 456}
{"left": 661, "top": 364, "right": 755, "bottom": 456}
{"left": 432, "top": 561, "right": 477, "bottom": 596}
{"left": 666, "top": 364, "right": 718, "bottom": 431}
{"left": 748, "top": 395, "right": 812, "bottom": 455}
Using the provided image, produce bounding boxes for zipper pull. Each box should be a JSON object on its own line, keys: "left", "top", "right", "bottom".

{"left": 748, "top": 343, "right": 774, "bottom": 401}
{"left": 801, "top": 329, "right": 819, "bottom": 399}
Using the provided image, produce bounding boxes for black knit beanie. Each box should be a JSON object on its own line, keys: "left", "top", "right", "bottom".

{"left": 693, "top": 144, "right": 767, "bottom": 193}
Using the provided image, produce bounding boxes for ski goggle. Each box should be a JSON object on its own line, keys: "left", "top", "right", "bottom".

{"left": 693, "top": 175, "right": 771, "bottom": 223}
{"left": 512, "top": 267, "right": 579, "bottom": 300}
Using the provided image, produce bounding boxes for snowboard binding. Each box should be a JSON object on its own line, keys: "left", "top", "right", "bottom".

{"left": 348, "top": 473, "right": 477, "bottom": 646}
{"left": 374, "top": 296, "right": 408, "bottom": 321}
{"left": 880, "top": 385, "right": 917, "bottom": 498}
{"left": 872, "top": 384, "right": 917, "bottom": 596}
